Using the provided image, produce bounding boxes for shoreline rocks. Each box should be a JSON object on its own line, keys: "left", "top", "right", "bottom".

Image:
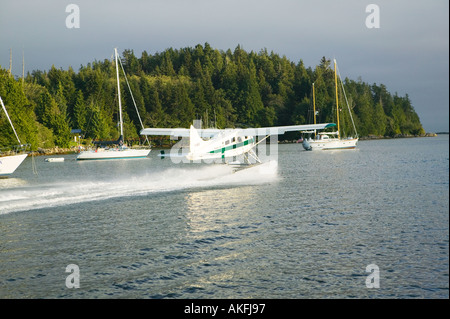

{"left": 30, "top": 147, "right": 77, "bottom": 156}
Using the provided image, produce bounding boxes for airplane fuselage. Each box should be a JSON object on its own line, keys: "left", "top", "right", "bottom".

{"left": 187, "top": 129, "right": 256, "bottom": 161}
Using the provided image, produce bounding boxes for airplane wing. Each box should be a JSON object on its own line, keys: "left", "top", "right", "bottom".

{"left": 232, "top": 123, "right": 336, "bottom": 136}
{"left": 140, "top": 127, "right": 221, "bottom": 138}
{"left": 140, "top": 123, "right": 335, "bottom": 137}
{"left": 140, "top": 128, "right": 188, "bottom": 137}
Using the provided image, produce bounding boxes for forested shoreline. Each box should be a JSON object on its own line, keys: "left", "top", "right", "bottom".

{"left": 1, "top": 43, "right": 426, "bottom": 151}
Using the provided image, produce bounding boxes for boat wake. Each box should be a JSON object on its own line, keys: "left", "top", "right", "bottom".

{"left": 0, "top": 161, "right": 278, "bottom": 215}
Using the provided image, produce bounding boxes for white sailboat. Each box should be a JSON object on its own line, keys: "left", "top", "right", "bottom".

{"left": 302, "top": 59, "right": 358, "bottom": 151}
{"left": 0, "top": 96, "right": 28, "bottom": 177}
{"left": 77, "top": 48, "right": 151, "bottom": 160}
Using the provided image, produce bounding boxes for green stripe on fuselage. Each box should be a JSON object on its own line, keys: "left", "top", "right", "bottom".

{"left": 209, "top": 138, "right": 254, "bottom": 154}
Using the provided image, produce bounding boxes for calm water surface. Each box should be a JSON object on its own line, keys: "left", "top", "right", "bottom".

{"left": 0, "top": 136, "right": 448, "bottom": 298}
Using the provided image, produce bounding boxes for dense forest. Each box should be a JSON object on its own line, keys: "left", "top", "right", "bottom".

{"left": 1, "top": 43, "right": 425, "bottom": 151}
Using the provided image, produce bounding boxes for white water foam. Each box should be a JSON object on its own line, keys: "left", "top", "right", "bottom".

{"left": 0, "top": 162, "right": 278, "bottom": 215}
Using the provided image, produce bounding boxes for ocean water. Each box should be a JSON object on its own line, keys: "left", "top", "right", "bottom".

{"left": 0, "top": 135, "right": 448, "bottom": 299}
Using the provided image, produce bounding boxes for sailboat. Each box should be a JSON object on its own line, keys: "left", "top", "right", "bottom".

{"left": 77, "top": 48, "right": 151, "bottom": 160}
{"left": 302, "top": 59, "right": 358, "bottom": 151}
{"left": 0, "top": 96, "right": 28, "bottom": 177}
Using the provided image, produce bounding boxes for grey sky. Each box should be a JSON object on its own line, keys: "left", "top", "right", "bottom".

{"left": 1, "top": 0, "right": 448, "bottom": 131}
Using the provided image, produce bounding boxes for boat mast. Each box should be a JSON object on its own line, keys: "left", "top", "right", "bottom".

{"left": 312, "top": 82, "right": 317, "bottom": 137}
{"left": 312, "top": 82, "right": 316, "bottom": 125}
{"left": 115, "top": 48, "right": 124, "bottom": 140}
{"left": 9, "top": 48, "right": 12, "bottom": 75}
{"left": 334, "top": 59, "right": 340, "bottom": 137}
{"left": 22, "top": 50, "right": 25, "bottom": 85}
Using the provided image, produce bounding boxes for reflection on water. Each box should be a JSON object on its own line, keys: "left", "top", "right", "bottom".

{"left": 186, "top": 187, "right": 258, "bottom": 233}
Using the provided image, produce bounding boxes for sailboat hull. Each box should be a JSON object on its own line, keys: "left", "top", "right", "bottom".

{"left": 77, "top": 149, "right": 150, "bottom": 160}
{"left": 303, "top": 138, "right": 358, "bottom": 151}
{"left": 0, "top": 153, "right": 28, "bottom": 177}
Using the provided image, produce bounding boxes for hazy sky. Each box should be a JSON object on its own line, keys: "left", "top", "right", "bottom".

{"left": 1, "top": 0, "right": 448, "bottom": 131}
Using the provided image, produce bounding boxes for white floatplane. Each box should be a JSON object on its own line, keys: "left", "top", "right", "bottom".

{"left": 141, "top": 122, "right": 336, "bottom": 166}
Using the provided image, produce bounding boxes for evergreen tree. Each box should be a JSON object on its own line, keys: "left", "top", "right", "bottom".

{"left": 73, "top": 90, "right": 87, "bottom": 131}
{"left": 372, "top": 99, "right": 387, "bottom": 136}
{"left": 35, "top": 91, "right": 71, "bottom": 147}
{"left": 87, "top": 103, "right": 110, "bottom": 140}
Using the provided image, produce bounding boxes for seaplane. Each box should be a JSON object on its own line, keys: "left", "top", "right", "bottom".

{"left": 140, "top": 122, "right": 336, "bottom": 169}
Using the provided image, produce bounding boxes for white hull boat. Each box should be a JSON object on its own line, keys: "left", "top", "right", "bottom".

{"left": 77, "top": 148, "right": 150, "bottom": 160}
{"left": 302, "top": 135, "right": 358, "bottom": 151}
{"left": 0, "top": 153, "right": 27, "bottom": 177}
{"left": 44, "top": 157, "right": 65, "bottom": 162}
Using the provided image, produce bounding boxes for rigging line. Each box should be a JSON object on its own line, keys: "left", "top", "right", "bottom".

{"left": 82, "top": 102, "right": 95, "bottom": 139}
{"left": 336, "top": 63, "right": 359, "bottom": 138}
{"left": 117, "top": 56, "right": 150, "bottom": 146}
{"left": 0, "top": 96, "right": 22, "bottom": 146}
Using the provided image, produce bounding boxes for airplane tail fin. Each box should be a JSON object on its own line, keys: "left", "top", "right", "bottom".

{"left": 188, "top": 125, "right": 205, "bottom": 158}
